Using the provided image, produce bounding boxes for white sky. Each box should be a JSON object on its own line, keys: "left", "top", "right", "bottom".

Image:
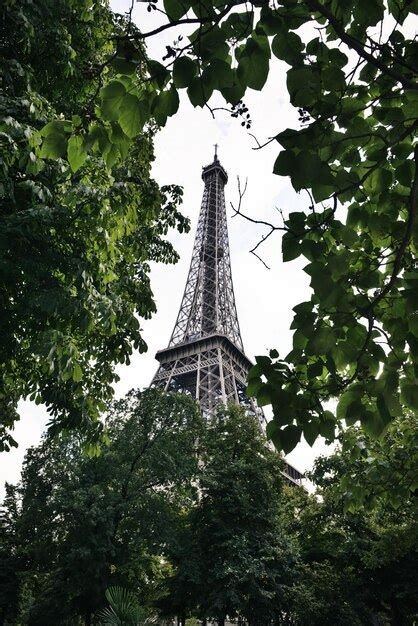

{"left": 0, "top": 1, "right": 334, "bottom": 498}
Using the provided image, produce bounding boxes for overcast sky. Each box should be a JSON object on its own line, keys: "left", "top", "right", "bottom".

{"left": 0, "top": 1, "right": 334, "bottom": 497}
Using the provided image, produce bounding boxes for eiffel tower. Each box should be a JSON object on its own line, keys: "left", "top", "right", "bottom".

{"left": 151, "top": 148, "right": 303, "bottom": 485}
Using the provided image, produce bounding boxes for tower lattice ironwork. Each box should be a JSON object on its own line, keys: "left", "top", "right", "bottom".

{"left": 151, "top": 150, "right": 303, "bottom": 485}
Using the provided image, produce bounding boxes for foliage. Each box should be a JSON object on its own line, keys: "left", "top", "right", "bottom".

{"left": 0, "top": 485, "right": 20, "bottom": 625}
{"left": 313, "top": 412, "right": 418, "bottom": 511}
{"left": 2, "top": 398, "right": 418, "bottom": 624}
{"left": 161, "top": 406, "right": 297, "bottom": 625}
{"left": 280, "top": 446, "right": 418, "bottom": 625}
{"left": 36, "top": 0, "right": 418, "bottom": 453}
{"left": 0, "top": 0, "right": 188, "bottom": 449}
{"left": 0, "top": 389, "right": 203, "bottom": 625}
{"left": 99, "top": 586, "right": 154, "bottom": 626}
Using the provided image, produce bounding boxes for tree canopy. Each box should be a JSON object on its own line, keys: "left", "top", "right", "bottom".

{"left": 0, "top": 0, "right": 188, "bottom": 449}
{"left": 2, "top": 397, "right": 417, "bottom": 625}
{"left": 0, "top": 389, "right": 203, "bottom": 624}
{"left": 161, "top": 406, "right": 295, "bottom": 626}
{"left": 16, "top": 0, "right": 417, "bottom": 453}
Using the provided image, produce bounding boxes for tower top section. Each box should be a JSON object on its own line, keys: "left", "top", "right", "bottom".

{"left": 163, "top": 148, "right": 242, "bottom": 351}
{"left": 202, "top": 146, "right": 228, "bottom": 184}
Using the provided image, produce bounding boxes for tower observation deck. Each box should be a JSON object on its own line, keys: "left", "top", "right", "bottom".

{"left": 151, "top": 149, "right": 303, "bottom": 486}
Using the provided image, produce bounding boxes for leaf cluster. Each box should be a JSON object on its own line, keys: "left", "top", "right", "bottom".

{"left": 0, "top": 0, "right": 189, "bottom": 448}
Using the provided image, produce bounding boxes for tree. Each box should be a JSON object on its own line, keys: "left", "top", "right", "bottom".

{"left": 163, "top": 407, "right": 297, "bottom": 625}
{"left": 1, "top": 389, "right": 203, "bottom": 625}
{"left": 0, "top": 0, "right": 188, "bottom": 449}
{"left": 316, "top": 411, "right": 418, "bottom": 511}
{"left": 0, "top": 485, "right": 20, "bottom": 625}
{"left": 280, "top": 424, "right": 418, "bottom": 626}
{"left": 35, "top": 0, "right": 418, "bottom": 455}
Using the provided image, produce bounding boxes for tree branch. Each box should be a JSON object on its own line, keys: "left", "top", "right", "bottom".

{"left": 305, "top": 0, "right": 418, "bottom": 91}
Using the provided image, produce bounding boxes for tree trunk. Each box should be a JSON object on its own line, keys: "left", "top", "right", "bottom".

{"left": 218, "top": 617, "right": 225, "bottom": 626}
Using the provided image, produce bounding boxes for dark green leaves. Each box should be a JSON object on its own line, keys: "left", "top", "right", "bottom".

{"left": 401, "top": 382, "right": 418, "bottom": 410}
{"left": 307, "top": 327, "right": 336, "bottom": 355}
{"left": 188, "top": 77, "right": 212, "bottom": 107}
{"left": 273, "top": 149, "right": 332, "bottom": 191}
{"left": 280, "top": 424, "right": 302, "bottom": 453}
{"left": 152, "top": 86, "right": 180, "bottom": 125}
{"left": 303, "top": 420, "right": 319, "bottom": 446}
{"left": 272, "top": 31, "right": 303, "bottom": 64}
{"left": 164, "top": 0, "right": 191, "bottom": 21}
{"left": 148, "top": 60, "right": 170, "bottom": 88}
{"left": 237, "top": 34, "right": 270, "bottom": 90}
{"left": 287, "top": 67, "right": 320, "bottom": 107}
{"left": 173, "top": 56, "right": 197, "bottom": 88}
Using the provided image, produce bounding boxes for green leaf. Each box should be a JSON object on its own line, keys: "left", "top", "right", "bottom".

{"left": 148, "top": 60, "right": 170, "bottom": 88}
{"left": 237, "top": 35, "right": 270, "bottom": 90}
{"left": 273, "top": 150, "right": 296, "bottom": 176}
{"left": 173, "top": 56, "right": 197, "bottom": 88}
{"left": 395, "top": 160, "right": 414, "bottom": 187}
{"left": 119, "top": 94, "right": 143, "bottom": 138}
{"left": 255, "top": 355, "right": 271, "bottom": 368}
{"left": 307, "top": 361, "right": 323, "bottom": 377}
{"left": 67, "top": 135, "right": 87, "bottom": 172}
{"left": 376, "top": 393, "right": 393, "bottom": 427}
{"left": 247, "top": 363, "right": 263, "bottom": 380}
{"left": 153, "top": 86, "right": 180, "bottom": 124}
{"left": 40, "top": 132, "right": 67, "bottom": 159}
{"left": 272, "top": 32, "right": 303, "bottom": 64}
{"left": 401, "top": 383, "right": 418, "bottom": 410}
{"left": 109, "top": 122, "right": 129, "bottom": 144}
{"left": 164, "top": 0, "right": 190, "bottom": 20}
{"left": 266, "top": 419, "right": 279, "bottom": 440}
{"left": 187, "top": 77, "right": 212, "bottom": 107}
{"left": 104, "top": 143, "right": 119, "bottom": 169}
{"left": 361, "top": 410, "right": 384, "bottom": 437}
{"left": 321, "top": 66, "right": 346, "bottom": 91}
{"left": 282, "top": 232, "right": 301, "bottom": 262}
{"left": 328, "top": 48, "right": 348, "bottom": 68}
{"left": 337, "top": 389, "right": 361, "bottom": 420}
{"left": 246, "top": 378, "right": 263, "bottom": 397}
{"left": 111, "top": 56, "right": 138, "bottom": 75}
{"left": 307, "top": 327, "right": 336, "bottom": 354}
{"left": 72, "top": 363, "right": 83, "bottom": 382}
{"left": 220, "top": 70, "right": 245, "bottom": 104}
{"left": 202, "top": 59, "right": 234, "bottom": 90}
{"left": 281, "top": 425, "right": 302, "bottom": 454}
{"left": 287, "top": 67, "right": 320, "bottom": 107}
{"left": 303, "top": 421, "right": 319, "bottom": 446}
{"left": 221, "top": 11, "right": 253, "bottom": 39}
{"left": 319, "top": 414, "right": 335, "bottom": 439}
{"left": 40, "top": 120, "right": 71, "bottom": 137}
{"left": 100, "top": 80, "right": 126, "bottom": 121}
{"left": 255, "top": 384, "right": 273, "bottom": 407}
{"left": 363, "top": 168, "right": 393, "bottom": 195}
{"left": 193, "top": 26, "right": 227, "bottom": 60}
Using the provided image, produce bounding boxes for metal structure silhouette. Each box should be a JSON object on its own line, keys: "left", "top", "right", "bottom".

{"left": 151, "top": 150, "right": 303, "bottom": 485}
